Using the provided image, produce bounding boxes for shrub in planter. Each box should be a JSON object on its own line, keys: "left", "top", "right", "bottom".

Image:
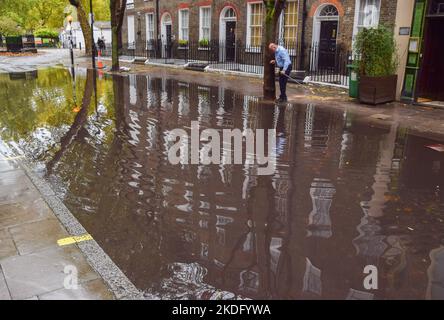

{"left": 354, "top": 26, "right": 399, "bottom": 104}
{"left": 199, "top": 39, "right": 209, "bottom": 48}
{"left": 178, "top": 40, "right": 189, "bottom": 47}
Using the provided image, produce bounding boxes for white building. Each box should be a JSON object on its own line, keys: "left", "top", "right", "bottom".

{"left": 61, "top": 21, "right": 112, "bottom": 50}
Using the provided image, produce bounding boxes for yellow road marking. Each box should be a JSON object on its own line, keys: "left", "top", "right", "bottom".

{"left": 57, "top": 234, "right": 93, "bottom": 246}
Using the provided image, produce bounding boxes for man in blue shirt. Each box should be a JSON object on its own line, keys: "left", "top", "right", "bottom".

{"left": 269, "top": 43, "right": 293, "bottom": 103}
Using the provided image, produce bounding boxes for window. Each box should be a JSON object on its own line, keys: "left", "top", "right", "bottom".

{"left": 356, "top": 0, "right": 380, "bottom": 32}
{"left": 283, "top": 1, "right": 298, "bottom": 45}
{"left": 225, "top": 8, "right": 236, "bottom": 18}
{"left": 179, "top": 9, "right": 189, "bottom": 41}
{"left": 320, "top": 4, "right": 339, "bottom": 16}
{"left": 430, "top": 0, "right": 444, "bottom": 14}
{"left": 247, "top": 2, "right": 263, "bottom": 47}
{"left": 145, "top": 13, "right": 154, "bottom": 42}
{"left": 199, "top": 7, "right": 211, "bottom": 41}
{"left": 127, "top": 15, "right": 135, "bottom": 48}
{"left": 126, "top": 0, "right": 134, "bottom": 9}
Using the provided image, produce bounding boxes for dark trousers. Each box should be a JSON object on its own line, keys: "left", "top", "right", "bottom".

{"left": 279, "top": 64, "right": 292, "bottom": 100}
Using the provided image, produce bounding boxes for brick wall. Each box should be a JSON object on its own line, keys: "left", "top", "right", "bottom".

{"left": 122, "top": 0, "right": 156, "bottom": 45}
{"left": 304, "top": 0, "right": 398, "bottom": 50}
{"left": 157, "top": 0, "right": 248, "bottom": 43}
{"left": 121, "top": 0, "right": 398, "bottom": 50}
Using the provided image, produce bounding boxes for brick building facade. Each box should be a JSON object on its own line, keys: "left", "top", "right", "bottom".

{"left": 304, "top": 0, "right": 398, "bottom": 50}
{"left": 122, "top": 1, "right": 398, "bottom": 51}
{"left": 122, "top": 0, "right": 305, "bottom": 48}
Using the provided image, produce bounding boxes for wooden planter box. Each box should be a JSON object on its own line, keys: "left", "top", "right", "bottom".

{"left": 359, "top": 75, "right": 397, "bottom": 105}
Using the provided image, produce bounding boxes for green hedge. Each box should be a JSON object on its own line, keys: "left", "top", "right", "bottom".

{"left": 34, "top": 28, "right": 59, "bottom": 39}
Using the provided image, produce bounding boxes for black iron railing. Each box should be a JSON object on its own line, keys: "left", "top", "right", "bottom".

{"left": 307, "top": 43, "right": 352, "bottom": 87}
{"left": 101, "top": 40, "right": 352, "bottom": 86}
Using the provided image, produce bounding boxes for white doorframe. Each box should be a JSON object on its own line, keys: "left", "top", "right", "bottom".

{"left": 160, "top": 13, "right": 172, "bottom": 56}
{"left": 218, "top": 7, "right": 237, "bottom": 61}
{"left": 311, "top": 4, "right": 339, "bottom": 70}
{"left": 127, "top": 15, "right": 135, "bottom": 49}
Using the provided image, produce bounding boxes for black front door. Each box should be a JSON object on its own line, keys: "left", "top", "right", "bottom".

{"left": 417, "top": 16, "right": 444, "bottom": 101}
{"left": 166, "top": 24, "right": 172, "bottom": 58}
{"left": 318, "top": 21, "right": 338, "bottom": 69}
{"left": 225, "top": 21, "right": 236, "bottom": 61}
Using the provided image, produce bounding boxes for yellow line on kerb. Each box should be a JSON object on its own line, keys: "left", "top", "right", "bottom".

{"left": 57, "top": 234, "right": 93, "bottom": 246}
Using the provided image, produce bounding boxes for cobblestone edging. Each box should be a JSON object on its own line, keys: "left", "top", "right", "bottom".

{"left": 17, "top": 159, "right": 156, "bottom": 300}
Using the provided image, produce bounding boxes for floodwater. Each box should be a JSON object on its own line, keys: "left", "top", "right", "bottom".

{"left": 1, "top": 68, "right": 444, "bottom": 300}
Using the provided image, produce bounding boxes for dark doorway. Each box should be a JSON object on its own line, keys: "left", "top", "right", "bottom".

{"left": 318, "top": 20, "right": 338, "bottom": 69}
{"left": 166, "top": 24, "right": 172, "bottom": 58}
{"left": 225, "top": 21, "right": 236, "bottom": 61}
{"left": 417, "top": 16, "right": 444, "bottom": 101}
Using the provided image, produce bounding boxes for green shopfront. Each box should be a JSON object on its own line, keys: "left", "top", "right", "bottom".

{"left": 402, "top": 0, "right": 444, "bottom": 104}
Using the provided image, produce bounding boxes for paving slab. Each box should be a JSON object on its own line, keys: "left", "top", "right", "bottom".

{"left": 0, "top": 229, "right": 17, "bottom": 260}
{"left": 39, "top": 279, "right": 114, "bottom": 300}
{"left": 0, "top": 245, "right": 100, "bottom": 300}
{"left": 0, "top": 198, "right": 54, "bottom": 229}
{"left": 0, "top": 267, "right": 11, "bottom": 300}
{"left": 0, "top": 170, "right": 40, "bottom": 206}
{"left": 9, "top": 219, "right": 69, "bottom": 255}
{"left": 0, "top": 160, "right": 18, "bottom": 173}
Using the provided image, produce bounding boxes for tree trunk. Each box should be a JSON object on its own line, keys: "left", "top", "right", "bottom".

{"left": 262, "top": 1, "right": 285, "bottom": 100}
{"left": 110, "top": 0, "right": 127, "bottom": 71}
{"left": 46, "top": 69, "right": 94, "bottom": 174}
{"left": 263, "top": 16, "right": 278, "bottom": 100}
{"left": 111, "top": 26, "right": 120, "bottom": 71}
{"left": 69, "top": 0, "right": 92, "bottom": 55}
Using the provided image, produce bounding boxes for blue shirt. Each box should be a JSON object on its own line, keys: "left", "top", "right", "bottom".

{"left": 275, "top": 46, "right": 292, "bottom": 72}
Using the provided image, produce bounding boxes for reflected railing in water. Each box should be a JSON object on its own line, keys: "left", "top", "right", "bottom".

{"left": 0, "top": 68, "right": 444, "bottom": 300}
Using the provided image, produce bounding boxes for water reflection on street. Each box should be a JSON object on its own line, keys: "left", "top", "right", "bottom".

{"left": 1, "top": 68, "right": 444, "bottom": 300}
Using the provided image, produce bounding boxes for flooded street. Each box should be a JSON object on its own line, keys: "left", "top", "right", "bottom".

{"left": 1, "top": 67, "right": 444, "bottom": 300}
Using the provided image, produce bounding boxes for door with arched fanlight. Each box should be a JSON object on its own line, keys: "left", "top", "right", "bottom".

{"left": 161, "top": 13, "right": 172, "bottom": 58}
{"left": 317, "top": 5, "right": 339, "bottom": 69}
{"left": 219, "top": 7, "right": 237, "bottom": 61}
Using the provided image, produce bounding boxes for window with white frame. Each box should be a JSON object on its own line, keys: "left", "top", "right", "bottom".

{"left": 179, "top": 9, "right": 189, "bottom": 41}
{"left": 247, "top": 2, "right": 263, "bottom": 47}
{"left": 127, "top": 15, "right": 135, "bottom": 48}
{"left": 199, "top": 7, "right": 211, "bottom": 41}
{"left": 283, "top": 0, "right": 298, "bottom": 45}
{"left": 355, "top": 0, "right": 381, "bottom": 33}
{"left": 145, "top": 13, "right": 154, "bottom": 42}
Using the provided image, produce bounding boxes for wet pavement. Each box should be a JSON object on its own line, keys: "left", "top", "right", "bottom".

{"left": 1, "top": 67, "right": 444, "bottom": 300}
{"left": 0, "top": 157, "right": 114, "bottom": 300}
{"left": 0, "top": 49, "right": 81, "bottom": 74}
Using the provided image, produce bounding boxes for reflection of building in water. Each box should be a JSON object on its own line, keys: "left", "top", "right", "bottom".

{"left": 38, "top": 70, "right": 444, "bottom": 299}
{"left": 388, "top": 132, "right": 444, "bottom": 298}
{"left": 346, "top": 288, "right": 374, "bottom": 300}
{"left": 157, "top": 262, "right": 248, "bottom": 300}
{"left": 156, "top": 87, "right": 300, "bottom": 299}
{"left": 353, "top": 201, "right": 388, "bottom": 264}
{"left": 302, "top": 258, "right": 322, "bottom": 296}
{"left": 427, "top": 246, "right": 444, "bottom": 300}
{"left": 307, "top": 178, "right": 336, "bottom": 239}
